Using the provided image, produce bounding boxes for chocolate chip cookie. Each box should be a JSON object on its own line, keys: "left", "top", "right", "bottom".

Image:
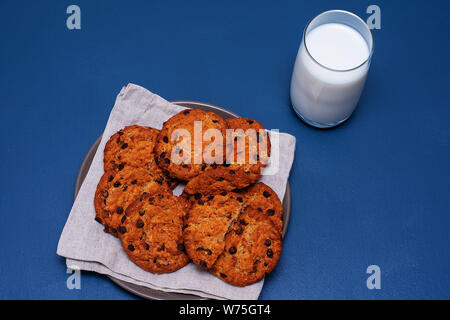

{"left": 183, "top": 192, "right": 244, "bottom": 270}
{"left": 239, "top": 182, "right": 283, "bottom": 234}
{"left": 208, "top": 182, "right": 283, "bottom": 286}
{"left": 209, "top": 206, "right": 282, "bottom": 286}
{"left": 118, "top": 191, "right": 189, "bottom": 273}
{"left": 154, "top": 109, "right": 227, "bottom": 181}
{"left": 182, "top": 118, "right": 270, "bottom": 196}
{"left": 94, "top": 166, "right": 171, "bottom": 237}
{"left": 225, "top": 118, "right": 271, "bottom": 170}
{"left": 104, "top": 125, "right": 178, "bottom": 189}
{"left": 104, "top": 125, "right": 159, "bottom": 172}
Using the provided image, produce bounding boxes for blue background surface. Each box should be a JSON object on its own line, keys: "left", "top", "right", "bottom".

{"left": 0, "top": 0, "right": 449, "bottom": 299}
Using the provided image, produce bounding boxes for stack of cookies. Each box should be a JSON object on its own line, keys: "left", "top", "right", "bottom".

{"left": 94, "top": 109, "right": 283, "bottom": 286}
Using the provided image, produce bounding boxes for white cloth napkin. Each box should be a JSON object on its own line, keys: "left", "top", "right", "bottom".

{"left": 57, "top": 83, "right": 296, "bottom": 300}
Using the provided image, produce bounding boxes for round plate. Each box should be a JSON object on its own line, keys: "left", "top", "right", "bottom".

{"left": 74, "top": 100, "right": 291, "bottom": 300}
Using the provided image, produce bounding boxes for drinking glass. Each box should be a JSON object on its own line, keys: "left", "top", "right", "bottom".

{"left": 290, "top": 10, "right": 374, "bottom": 128}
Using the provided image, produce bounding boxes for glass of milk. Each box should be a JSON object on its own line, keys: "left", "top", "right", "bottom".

{"left": 290, "top": 10, "right": 374, "bottom": 128}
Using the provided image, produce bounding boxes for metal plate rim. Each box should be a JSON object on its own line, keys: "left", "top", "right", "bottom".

{"left": 73, "top": 100, "right": 291, "bottom": 300}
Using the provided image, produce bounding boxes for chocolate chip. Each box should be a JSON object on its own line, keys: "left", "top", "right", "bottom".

{"left": 247, "top": 120, "right": 254, "bottom": 124}
{"left": 163, "top": 169, "right": 170, "bottom": 176}
{"left": 220, "top": 191, "right": 227, "bottom": 196}
{"left": 121, "top": 143, "right": 128, "bottom": 149}
{"left": 177, "top": 243, "right": 185, "bottom": 252}
{"left": 207, "top": 195, "right": 214, "bottom": 201}
{"left": 154, "top": 157, "right": 160, "bottom": 165}
{"left": 95, "top": 217, "right": 102, "bottom": 223}
{"left": 266, "top": 209, "right": 275, "bottom": 216}
{"left": 116, "top": 206, "right": 123, "bottom": 214}
{"left": 229, "top": 170, "right": 235, "bottom": 175}
{"left": 100, "top": 190, "right": 109, "bottom": 199}
{"left": 229, "top": 246, "right": 237, "bottom": 254}
{"left": 257, "top": 207, "right": 263, "bottom": 212}
{"left": 199, "top": 260, "right": 207, "bottom": 268}
{"left": 110, "top": 228, "right": 117, "bottom": 234}
{"left": 235, "top": 228, "right": 243, "bottom": 235}
{"left": 145, "top": 243, "right": 150, "bottom": 250}
{"left": 266, "top": 249, "right": 273, "bottom": 257}
{"left": 149, "top": 197, "right": 155, "bottom": 203}
{"left": 163, "top": 136, "right": 169, "bottom": 143}
{"left": 194, "top": 193, "right": 202, "bottom": 200}
{"left": 201, "top": 164, "right": 207, "bottom": 171}
{"left": 108, "top": 175, "right": 114, "bottom": 182}
{"left": 264, "top": 239, "right": 272, "bottom": 246}
{"left": 155, "top": 179, "right": 163, "bottom": 185}
{"left": 136, "top": 219, "right": 144, "bottom": 228}
{"left": 118, "top": 226, "right": 126, "bottom": 234}
{"left": 158, "top": 243, "right": 165, "bottom": 251}
{"left": 121, "top": 215, "right": 126, "bottom": 223}
{"left": 236, "top": 197, "right": 243, "bottom": 203}
{"left": 183, "top": 110, "right": 190, "bottom": 115}
{"left": 212, "top": 119, "right": 218, "bottom": 123}
{"left": 122, "top": 185, "right": 128, "bottom": 191}
{"left": 164, "top": 158, "right": 170, "bottom": 164}
{"left": 131, "top": 179, "right": 137, "bottom": 185}
{"left": 218, "top": 177, "right": 224, "bottom": 181}
{"left": 263, "top": 190, "right": 271, "bottom": 198}
{"left": 113, "top": 181, "right": 121, "bottom": 188}
{"left": 160, "top": 152, "right": 166, "bottom": 158}
{"left": 118, "top": 131, "right": 124, "bottom": 136}
{"left": 220, "top": 273, "right": 227, "bottom": 278}
{"left": 239, "top": 219, "right": 248, "bottom": 226}
{"left": 182, "top": 164, "right": 188, "bottom": 168}
{"left": 182, "top": 224, "right": 188, "bottom": 231}
{"left": 117, "top": 163, "right": 125, "bottom": 171}
{"left": 139, "top": 210, "right": 145, "bottom": 216}
{"left": 198, "top": 199, "right": 205, "bottom": 205}
{"left": 264, "top": 262, "right": 268, "bottom": 267}
{"left": 128, "top": 244, "right": 135, "bottom": 252}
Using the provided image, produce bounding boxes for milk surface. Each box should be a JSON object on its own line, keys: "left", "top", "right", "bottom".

{"left": 306, "top": 23, "right": 369, "bottom": 71}
{"left": 291, "top": 22, "right": 371, "bottom": 126}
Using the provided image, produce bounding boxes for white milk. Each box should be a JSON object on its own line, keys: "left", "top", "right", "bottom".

{"left": 291, "top": 22, "right": 371, "bottom": 126}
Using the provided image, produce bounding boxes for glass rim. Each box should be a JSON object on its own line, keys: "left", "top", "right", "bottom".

{"left": 302, "top": 9, "right": 375, "bottom": 72}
